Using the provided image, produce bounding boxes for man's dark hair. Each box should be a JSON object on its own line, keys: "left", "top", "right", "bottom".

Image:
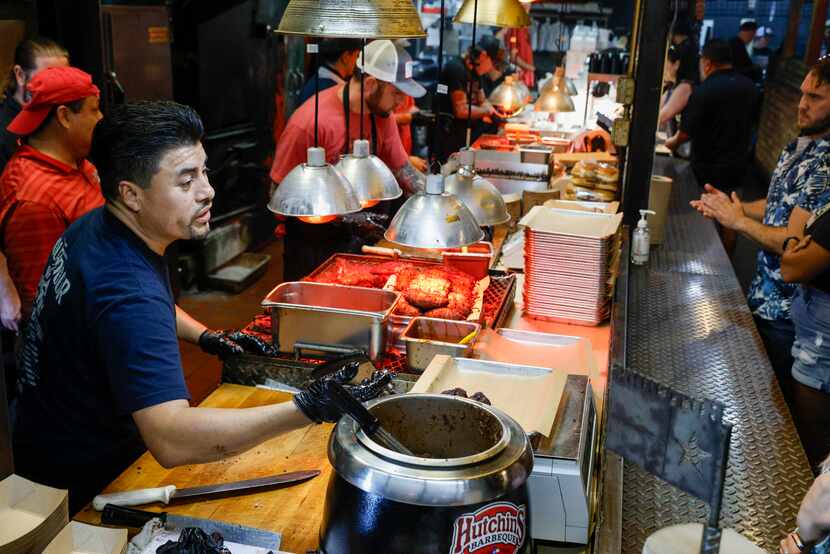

{"left": 90, "top": 101, "right": 204, "bottom": 203}
{"left": 466, "top": 46, "right": 488, "bottom": 69}
{"left": 320, "top": 38, "right": 361, "bottom": 65}
{"left": 810, "top": 56, "right": 830, "bottom": 86}
{"left": 672, "top": 18, "right": 693, "bottom": 38}
{"left": 701, "top": 39, "right": 733, "bottom": 66}
{"left": 667, "top": 44, "right": 682, "bottom": 64}
{"left": 739, "top": 20, "right": 758, "bottom": 32}
{"left": 478, "top": 35, "right": 501, "bottom": 63}
{"left": 3, "top": 35, "right": 69, "bottom": 97}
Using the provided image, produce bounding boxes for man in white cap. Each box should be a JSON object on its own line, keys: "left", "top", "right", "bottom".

{"left": 271, "top": 39, "right": 427, "bottom": 280}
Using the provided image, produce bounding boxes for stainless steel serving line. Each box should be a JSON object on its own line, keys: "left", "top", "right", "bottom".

{"left": 620, "top": 159, "right": 814, "bottom": 552}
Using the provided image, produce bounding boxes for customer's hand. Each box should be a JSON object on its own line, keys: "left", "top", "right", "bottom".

{"left": 797, "top": 473, "right": 830, "bottom": 544}
{"left": 198, "top": 330, "right": 275, "bottom": 359}
{"left": 0, "top": 285, "right": 20, "bottom": 332}
{"left": 790, "top": 235, "right": 814, "bottom": 254}
{"left": 409, "top": 156, "right": 427, "bottom": 173}
{"left": 293, "top": 356, "right": 392, "bottom": 423}
{"left": 779, "top": 531, "right": 802, "bottom": 553}
{"left": 700, "top": 188, "right": 745, "bottom": 230}
{"left": 690, "top": 184, "right": 719, "bottom": 218}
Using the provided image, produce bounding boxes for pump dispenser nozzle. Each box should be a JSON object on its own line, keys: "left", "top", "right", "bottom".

{"left": 637, "top": 209, "right": 656, "bottom": 229}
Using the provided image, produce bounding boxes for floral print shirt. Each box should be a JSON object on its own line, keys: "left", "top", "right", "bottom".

{"left": 747, "top": 136, "right": 830, "bottom": 321}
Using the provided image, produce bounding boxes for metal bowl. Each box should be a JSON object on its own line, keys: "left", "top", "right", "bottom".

{"left": 356, "top": 394, "right": 510, "bottom": 467}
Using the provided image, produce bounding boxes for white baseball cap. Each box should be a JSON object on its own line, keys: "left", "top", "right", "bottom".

{"left": 357, "top": 39, "right": 426, "bottom": 98}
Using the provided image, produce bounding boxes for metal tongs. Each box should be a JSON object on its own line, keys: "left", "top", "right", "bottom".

{"left": 324, "top": 380, "right": 414, "bottom": 456}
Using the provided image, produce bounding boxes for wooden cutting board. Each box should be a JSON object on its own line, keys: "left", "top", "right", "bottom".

{"left": 74, "top": 385, "right": 333, "bottom": 553}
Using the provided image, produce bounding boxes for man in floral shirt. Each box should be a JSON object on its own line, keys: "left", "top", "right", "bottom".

{"left": 693, "top": 57, "right": 830, "bottom": 396}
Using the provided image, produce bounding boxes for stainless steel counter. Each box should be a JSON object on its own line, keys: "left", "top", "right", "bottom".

{"left": 620, "top": 159, "right": 813, "bottom": 552}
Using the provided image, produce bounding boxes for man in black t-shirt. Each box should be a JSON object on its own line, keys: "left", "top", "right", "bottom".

{"left": 479, "top": 34, "right": 511, "bottom": 96}
{"left": 666, "top": 39, "right": 760, "bottom": 252}
{"left": 729, "top": 20, "right": 762, "bottom": 83}
{"left": 666, "top": 39, "right": 759, "bottom": 193}
{"left": 12, "top": 102, "right": 377, "bottom": 514}
{"left": 434, "top": 46, "right": 498, "bottom": 163}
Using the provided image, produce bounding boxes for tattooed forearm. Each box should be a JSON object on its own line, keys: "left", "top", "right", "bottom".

{"left": 395, "top": 161, "right": 426, "bottom": 194}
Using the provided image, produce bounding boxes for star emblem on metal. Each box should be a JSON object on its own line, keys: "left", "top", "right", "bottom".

{"left": 678, "top": 432, "right": 711, "bottom": 475}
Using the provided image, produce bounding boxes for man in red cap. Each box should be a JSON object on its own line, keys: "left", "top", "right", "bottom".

{"left": 0, "top": 66, "right": 104, "bottom": 326}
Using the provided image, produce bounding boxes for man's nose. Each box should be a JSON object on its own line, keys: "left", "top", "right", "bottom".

{"left": 197, "top": 177, "right": 215, "bottom": 202}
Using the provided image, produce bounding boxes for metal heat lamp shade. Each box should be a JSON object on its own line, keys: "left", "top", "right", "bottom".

{"left": 276, "top": 0, "right": 425, "bottom": 38}
{"left": 268, "top": 146, "right": 361, "bottom": 224}
{"left": 453, "top": 0, "right": 530, "bottom": 27}
{"left": 336, "top": 139, "right": 403, "bottom": 208}
{"left": 487, "top": 75, "right": 528, "bottom": 119}
{"left": 535, "top": 68, "right": 575, "bottom": 112}
{"left": 535, "top": 86, "right": 574, "bottom": 112}
{"left": 444, "top": 149, "right": 510, "bottom": 226}
{"left": 385, "top": 174, "right": 485, "bottom": 248}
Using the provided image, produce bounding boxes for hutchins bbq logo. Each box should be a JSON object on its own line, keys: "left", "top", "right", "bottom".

{"left": 449, "top": 501, "right": 526, "bottom": 554}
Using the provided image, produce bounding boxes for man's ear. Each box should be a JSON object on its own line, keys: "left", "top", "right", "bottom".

{"left": 117, "top": 180, "right": 143, "bottom": 213}
{"left": 13, "top": 65, "right": 25, "bottom": 90}
{"left": 54, "top": 105, "right": 73, "bottom": 130}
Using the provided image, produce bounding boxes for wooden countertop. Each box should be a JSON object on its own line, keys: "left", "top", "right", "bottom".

{"left": 75, "top": 384, "right": 332, "bottom": 553}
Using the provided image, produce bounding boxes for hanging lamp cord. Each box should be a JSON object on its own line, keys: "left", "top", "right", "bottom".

{"left": 465, "top": 0, "right": 479, "bottom": 147}
{"left": 360, "top": 39, "right": 366, "bottom": 140}
{"left": 314, "top": 40, "right": 320, "bottom": 147}
{"left": 427, "top": 0, "right": 447, "bottom": 172}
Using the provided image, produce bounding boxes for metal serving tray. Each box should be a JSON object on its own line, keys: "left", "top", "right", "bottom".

{"left": 261, "top": 281, "right": 400, "bottom": 361}
{"left": 305, "top": 254, "right": 517, "bottom": 353}
{"left": 400, "top": 317, "right": 481, "bottom": 373}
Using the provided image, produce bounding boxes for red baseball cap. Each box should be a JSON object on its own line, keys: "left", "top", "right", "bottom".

{"left": 7, "top": 66, "right": 100, "bottom": 137}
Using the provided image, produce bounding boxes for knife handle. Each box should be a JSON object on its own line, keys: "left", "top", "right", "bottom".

{"left": 92, "top": 485, "right": 177, "bottom": 511}
{"left": 101, "top": 503, "right": 167, "bottom": 528}
{"left": 361, "top": 245, "right": 400, "bottom": 258}
{"left": 324, "top": 379, "right": 379, "bottom": 435}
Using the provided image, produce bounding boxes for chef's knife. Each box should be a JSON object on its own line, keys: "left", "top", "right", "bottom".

{"left": 92, "top": 469, "right": 320, "bottom": 510}
{"left": 101, "top": 504, "right": 281, "bottom": 549}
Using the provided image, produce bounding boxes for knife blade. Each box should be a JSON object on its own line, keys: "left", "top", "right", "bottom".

{"left": 92, "top": 469, "right": 320, "bottom": 510}
{"left": 101, "top": 504, "right": 281, "bottom": 549}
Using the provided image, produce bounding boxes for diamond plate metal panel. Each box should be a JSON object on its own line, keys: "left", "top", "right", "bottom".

{"left": 621, "top": 162, "right": 813, "bottom": 553}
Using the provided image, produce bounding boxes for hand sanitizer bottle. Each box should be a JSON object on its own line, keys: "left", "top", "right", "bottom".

{"left": 631, "top": 209, "right": 656, "bottom": 265}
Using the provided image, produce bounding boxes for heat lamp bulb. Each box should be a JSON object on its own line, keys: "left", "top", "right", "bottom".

{"left": 299, "top": 215, "right": 338, "bottom": 224}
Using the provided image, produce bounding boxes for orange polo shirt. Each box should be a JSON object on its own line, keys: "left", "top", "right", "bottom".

{"left": 0, "top": 145, "right": 104, "bottom": 317}
{"left": 270, "top": 84, "right": 409, "bottom": 184}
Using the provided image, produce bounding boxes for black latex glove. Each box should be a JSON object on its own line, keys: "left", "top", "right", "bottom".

{"left": 293, "top": 357, "right": 392, "bottom": 423}
{"left": 198, "top": 330, "right": 274, "bottom": 359}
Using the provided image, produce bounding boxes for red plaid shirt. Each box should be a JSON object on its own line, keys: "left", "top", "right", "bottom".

{"left": 0, "top": 145, "right": 104, "bottom": 318}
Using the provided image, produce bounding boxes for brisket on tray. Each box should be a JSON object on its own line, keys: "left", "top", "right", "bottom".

{"left": 307, "top": 260, "right": 478, "bottom": 320}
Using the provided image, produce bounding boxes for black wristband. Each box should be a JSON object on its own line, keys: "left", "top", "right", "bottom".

{"left": 783, "top": 236, "right": 800, "bottom": 252}
{"left": 197, "top": 330, "right": 211, "bottom": 348}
